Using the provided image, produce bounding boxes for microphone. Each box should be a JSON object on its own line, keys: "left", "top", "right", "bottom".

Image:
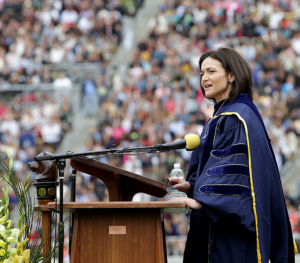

{"left": 154, "top": 134, "right": 200, "bottom": 151}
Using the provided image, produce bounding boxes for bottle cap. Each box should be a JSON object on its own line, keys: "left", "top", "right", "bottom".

{"left": 174, "top": 163, "right": 180, "bottom": 169}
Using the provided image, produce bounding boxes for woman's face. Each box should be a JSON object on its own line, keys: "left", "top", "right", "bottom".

{"left": 200, "top": 57, "right": 233, "bottom": 103}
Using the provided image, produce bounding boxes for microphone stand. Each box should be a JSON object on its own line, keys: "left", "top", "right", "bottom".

{"left": 55, "top": 159, "right": 66, "bottom": 263}
{"left": 69, "top": 169, "right": 76, "bottom": 256}
{"left": 33, "top": 142, "right": 188, "bottom": 263}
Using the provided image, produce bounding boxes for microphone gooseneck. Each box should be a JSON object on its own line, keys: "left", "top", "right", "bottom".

{"left": 33, "top": 134, "right": 201, "bottom": 162}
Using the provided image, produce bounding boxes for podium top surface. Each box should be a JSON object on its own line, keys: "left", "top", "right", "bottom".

{"left": 35, "top": 201, "right": 188, "bottom": 214}
{"left": 47, "top": 201, "right": 186, "bottom": 210}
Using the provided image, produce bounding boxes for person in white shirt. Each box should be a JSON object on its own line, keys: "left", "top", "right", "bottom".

{"left": 53, "top": 71, "right": 72, "bottom": 106}
{"left": 1, "top": 112, "right": 20, "bottom": 138}
{"left": 40, "top": 116, "right": 62, "bottom": 150}
{"left": 49, "top": 41, "right": 65, "bottom": 63}
{"left": 77, "top": 15, "right": 95, "bottom": 33}
{"left": 60, "top": 5, "right": 78, "bottom": 26}
{"left": 5, "top": 44, "right": 21, "bottom": 70}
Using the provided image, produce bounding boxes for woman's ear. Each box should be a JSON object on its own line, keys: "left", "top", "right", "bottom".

{"left": 228, "top": 72, "right": 235, "bottom": 83}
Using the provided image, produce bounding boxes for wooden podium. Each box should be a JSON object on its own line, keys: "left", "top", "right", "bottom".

{"left": 39, "top": 157, "right": 186, "bottom": 263}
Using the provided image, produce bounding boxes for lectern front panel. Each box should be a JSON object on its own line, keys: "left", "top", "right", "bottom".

{"left": 71, "top": 208, "right": 166, "bottom": 263}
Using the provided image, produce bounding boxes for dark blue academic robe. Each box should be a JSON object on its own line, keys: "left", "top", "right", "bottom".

{"left": 185, "top": 94, "right": 295, "bottom": 263}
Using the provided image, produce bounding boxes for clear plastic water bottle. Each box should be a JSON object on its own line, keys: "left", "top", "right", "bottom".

{"left": 169, "top": 163, "right": 187, "bottom": 198}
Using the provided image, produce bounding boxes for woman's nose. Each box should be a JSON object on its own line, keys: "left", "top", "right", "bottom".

{"left": 202, "top": 75, "right": 208, "bottom": 82}
{"left": 202, "top": 73, "right": 208, "bottom": 79}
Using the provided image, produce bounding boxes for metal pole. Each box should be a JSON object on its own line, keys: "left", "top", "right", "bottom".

{"left": 69, "top": 169, "right": 77, "bottom": 255}
{"left": 56, "top": 159, "right": 66, "bottom": 263}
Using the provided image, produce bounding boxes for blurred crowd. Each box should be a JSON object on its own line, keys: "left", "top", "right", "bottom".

{"left": 1, "top": 0, "right": 300, "bottom": 258}
{"left": 0, "top": 0, "right": 141, "bottom": 85}
{"left": 0, "top": 96, "right": 72, "bottom": 179}
{"left": 0, "top": 0, "right": 142, "bottom": 217}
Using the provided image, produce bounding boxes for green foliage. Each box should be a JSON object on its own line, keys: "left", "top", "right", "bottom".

{"left": 0, "top": 154, "right": 59, "bottom": 263}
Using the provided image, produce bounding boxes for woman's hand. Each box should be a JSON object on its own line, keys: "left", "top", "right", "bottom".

{"left": 169, "top": 178, "right": 191, "bottom": 193}
{"left": 169, "top": 197, "right": 202, "bottom": 210}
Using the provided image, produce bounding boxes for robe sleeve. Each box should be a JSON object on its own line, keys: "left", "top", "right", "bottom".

{"left": 186, "top": 145, "right": 200, "bottom": 198}
{"left": 193, "top": 115, "right": 255, "bottom": 231}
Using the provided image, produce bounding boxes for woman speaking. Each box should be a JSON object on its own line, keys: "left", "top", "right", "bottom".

{"left": 169, "top": 47, "right": 297, "bottom": 263}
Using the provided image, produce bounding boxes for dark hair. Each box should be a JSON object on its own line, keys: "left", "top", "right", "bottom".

{"left": 199, "top": 47, "right": 253, "bottom": 103}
